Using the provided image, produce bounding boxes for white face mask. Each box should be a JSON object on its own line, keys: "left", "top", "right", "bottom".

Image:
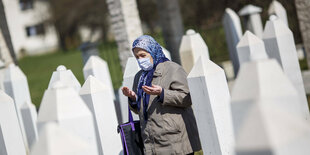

{"left": 138, "top": 57, "right": 153, "bottom": 71}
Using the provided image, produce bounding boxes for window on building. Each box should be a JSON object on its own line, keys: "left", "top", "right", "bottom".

{"left": 19, "top": 0, "right": 34, "bottom": 11}
{"left": 25, "top": 24, "right": 45, "bottom": 37}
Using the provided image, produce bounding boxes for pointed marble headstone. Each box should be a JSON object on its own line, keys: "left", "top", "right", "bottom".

{"left": 47, "top": 65, "right": 81, "bottom": 92}
{"left": 187, "top": 54, "right": 234, "bottom": 154}
{"left": 223, "top": 8, "right": 243, "bottom": 75}
{"left": 179, "top": 29, "right": 210, "bottom": 73}
{"left": 231, "top": 60, "right": 310, "bottom": 154}
{"left": 3, "top": 63, "right": 31, "bottom": 149}
{"left": 83, "top": 56, "right": 115, "bottom": 100}
{"left": 118, "top": 57, "right": 140, "bottom": 123}
{"left": 263, "top": 19, "right": 309, "bottom": 120}
{"left": 80, "top": 76, "right": 122, "bottom": 155}
{"left": 37, "top": 81, "right": 98, "bottom": 155}
{"left": 30, "top": 123, "right": 96, "bottom": 155}
{"left": 0, "top": 90, "right": 27, "bottom": 155}
{"left": 236, "top": 31, "right": 268, "bottom": 65}
{"left": 161, "top": 46, "right": 172, "bottom": 60}
{"left": 231, "top": 59, "right": 304, "bottom": 129}
{"left": 20, "top": 102, "right": 38, "bottom": 148}
{"left": 268, "top": 0, "right": 288, "bottom": 26}
{"left": 239, "top": 5, "right": 263, "bottom": 38}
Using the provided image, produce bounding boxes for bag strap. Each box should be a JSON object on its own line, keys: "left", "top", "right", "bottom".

{"left": 128, "top": 106, "right": 134, "bottom": 122}
{"left": 128, "top": 106, "right": 136, "bottom": 131}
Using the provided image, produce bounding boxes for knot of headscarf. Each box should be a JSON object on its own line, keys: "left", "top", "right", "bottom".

{"left": 132, "top": 35, "right": 169, "bottom": 121}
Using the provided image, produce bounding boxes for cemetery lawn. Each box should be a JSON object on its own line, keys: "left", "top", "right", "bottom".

{"left": 19, "top": 41, "right": 123, "bottom": 108}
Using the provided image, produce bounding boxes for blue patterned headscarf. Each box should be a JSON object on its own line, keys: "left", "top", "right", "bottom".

{"left": 132, "top": 35, "right": 169, "bottom": 121}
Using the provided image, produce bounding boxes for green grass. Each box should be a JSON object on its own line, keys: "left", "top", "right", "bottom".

{"left": 19, "top": 41, "right": 122, "bottom": 108}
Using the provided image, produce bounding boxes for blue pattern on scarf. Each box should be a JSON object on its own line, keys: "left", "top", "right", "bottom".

{"left": 132, "top": 35, "right": 169, "bottom": 121}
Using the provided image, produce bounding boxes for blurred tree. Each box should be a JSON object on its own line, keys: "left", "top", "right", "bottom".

{"left": 47, "top": 0, "right": 109, "bottom": 50}
{"left": 137, "top": 0, "right": 301, "bottom": 44}
{"left": 136, "top": 0, "right": 159, "bottom": 33}
{"left": 295, "top": 0, "right": 310, "bottom": 68}
{"left": 0, "top": 0, "right": 18, "bottom": 64}
{"left": 156, "top": 0, "right": 184, "bottom": 64}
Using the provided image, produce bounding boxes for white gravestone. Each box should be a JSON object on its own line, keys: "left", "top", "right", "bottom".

{"left": 161, "top": 46, "right": 172, "bottom": 60}
{"left": 80, "top": 76, "right": 122, "bottom": 155}
{"left": 239, "top": 5, "right": 263, "bottom": 38}
{"left": 83, "top": 56, "right": 115, "bottom": 100}
{"left": 231, "top": 59, "right": 304, "bottom": 131}
{"left": 236, "top": 31, "right": 268, "bottom": 65}
{"left": 179, "top": 29, "right": 210, "bottom": 73}
{"left": 20, "top": 101, "right": 38, "bottom": 148}
{"left": 47, "top": 65, "right": 81, "bottom": 92}
{"left": 0, "top": 90, "right": 27, "bottom": 155}
{"left": 37, "top": 81, "right": 98, "bottom": 155}
{"left": 223, "top": 8, "right": 243, "bottom": 75}
{"left": 30, "top": 123, "right": 96, "bottom": 155}
{"left": 221, "top": 60, "right": 235, "bottom": 81}
{"left": 231, "top": 60, "right": 310, "bottom": 155}
{"left": 118, "top": 57, "right": 140, "bottom": 123}
{"left": 268, "top": 0, "right": 288, "bottom": 26}
{"left": 263, "top": 19, "right": 309, "bottom": 120}
{"left": 187, "top": 54, "right": 234, "bottom": 155}
{"left": 3, "top": 64, "right": 31, "bottom": 149}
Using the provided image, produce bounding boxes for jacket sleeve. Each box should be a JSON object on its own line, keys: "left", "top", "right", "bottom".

{"left": 128, "top": 70, "right": 142, "bottom": 114}
{"left": 162, "top": 66, "right": 192, "bottom": 108}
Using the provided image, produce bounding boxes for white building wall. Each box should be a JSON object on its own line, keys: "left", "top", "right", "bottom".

{"left": 2, "top": 0, "right": 58, "bottom": 57}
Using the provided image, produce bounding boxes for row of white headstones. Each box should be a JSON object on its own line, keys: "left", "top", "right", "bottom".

{"left": 1, "top": 2, "right": 310, "bottom": 155}
{"left": 0, "top": 55, "right": 124, "bottom": 155}
{"left": 177, "top": 2, "right": 310, "bottom": 155}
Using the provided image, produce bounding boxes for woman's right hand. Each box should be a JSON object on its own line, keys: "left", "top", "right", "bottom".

{"left": 121, "top": 87, "right": 137, "bottom": 101}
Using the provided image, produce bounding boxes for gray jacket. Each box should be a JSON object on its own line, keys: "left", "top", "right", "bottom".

{"left": 130, "top": 61, "right": 201, "bottom": 155}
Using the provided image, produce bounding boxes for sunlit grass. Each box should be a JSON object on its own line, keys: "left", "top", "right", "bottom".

{"left": 19, "top": 41, "right": 122, "bottom": 108}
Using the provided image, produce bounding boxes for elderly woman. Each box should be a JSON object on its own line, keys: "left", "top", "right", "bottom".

{"left": 122, "top": 35, "right": 201, "bottom": 155}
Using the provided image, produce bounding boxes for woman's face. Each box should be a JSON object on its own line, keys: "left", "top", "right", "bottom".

{"left": 133, "top": 47, "right": 153, "bottom": 64}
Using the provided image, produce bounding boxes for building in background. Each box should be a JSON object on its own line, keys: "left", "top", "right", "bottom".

{"left": 2, "top": 0, "right": 58, "bottom": 57}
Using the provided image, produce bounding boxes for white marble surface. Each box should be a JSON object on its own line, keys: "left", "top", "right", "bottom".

{"left": 30, "top": 123, "right": 96, "bottom": 155}
{"left": 0, "top": 90, "right": 27, "bottom": 155}
{"left": 263, "top": 19, "right": 309, "bottom": 120}
{"left": 187, "top": 54, "right": 234, "bottom": 155}
{"left": 236, "top": 31, "right": 268, "bottom": 65}
{"left": 20, "top": 101, "right": 38, "bottom": 148}
{"left": 268, "top": 0, "right": 288, "bottom": 25}
{"left": 47, "top": 65, "right": 81, "bottom": 92}
{"left": 3, "top": 64, "right": 31, "bottom": 149}
{"left": 118, "top": 57, "right": 140, "bottom": 123}
{"left": 223, "top": 8, "right": 243, "bottom": 75}
{"left": 83, "top": 56, "right": 115, "bottom": 100}
{"left": 231, "top": 59, "right": 310, "bottom": 155}
{"left": 37, "top": 81, "right": 98, "bottom": 155}
{"left": 161, "top": 46, "right": 172, "bottom": 60}
{"left": 80, "top": 76, "right": 122, "bottom": 155}
{"left": 239, "top": 5, "right": 263, "bottom": 38}
{"left": 179, "top": 29, "right": 210, "bottom": 73}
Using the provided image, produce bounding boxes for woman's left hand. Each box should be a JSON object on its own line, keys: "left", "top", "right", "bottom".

{"left": 142, "top": 84, "right": 162, "bottom": 95}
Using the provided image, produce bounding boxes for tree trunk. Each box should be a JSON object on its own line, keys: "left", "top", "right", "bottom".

{"left": 156, "top": 0, "right": 184, "bottom": 64}
{"left": 105, "top": 0, "right": 143, "bottom": 71}
{"left": 295, "top": 0, "right": 310, "bottom": 68}
{"left": 0, "top": 0, "right": 18, "bottom": 65}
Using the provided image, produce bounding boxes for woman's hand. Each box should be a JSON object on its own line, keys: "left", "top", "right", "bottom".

{"left": 121, "top": 87, "right": 137, "bottom": 101}
{"left": 142, "top": 84, "right": 162, "bottom": 95}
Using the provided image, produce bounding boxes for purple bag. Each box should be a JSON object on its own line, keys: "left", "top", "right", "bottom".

{"left": 117, "top": 107, "right": 144, "bottom": 155}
